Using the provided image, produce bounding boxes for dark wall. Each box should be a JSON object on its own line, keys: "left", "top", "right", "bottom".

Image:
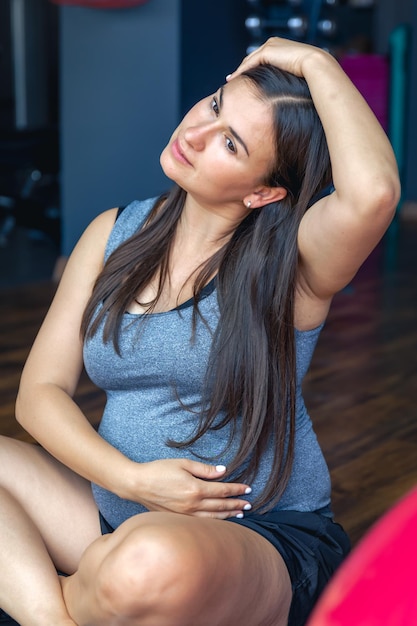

{"left": 180, "top": 0, "right": 248, "bottom": 115}
{"left": 375, "top": 0, "right": 412, "bottom": 54}
{"left": 60, "top": 0, "right": 181, "bottom": 256}
{"left": 59, "top": 0, "right": 249, "bottom": 256}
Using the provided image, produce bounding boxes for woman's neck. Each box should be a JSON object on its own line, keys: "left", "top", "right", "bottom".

{"left": 178, "top": 195, "right": 247, "bottom": 254}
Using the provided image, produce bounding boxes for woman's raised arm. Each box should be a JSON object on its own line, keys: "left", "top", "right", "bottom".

{"left": 228, "top": 37, "right": 401, "bottom": 298}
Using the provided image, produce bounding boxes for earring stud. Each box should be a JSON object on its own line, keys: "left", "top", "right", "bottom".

{"left": 246, "top": 200, "right": 251, "bottom": 209}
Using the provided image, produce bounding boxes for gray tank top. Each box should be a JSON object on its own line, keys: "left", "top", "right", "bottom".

{"left": 84, "top": 199, "right": 332, "bottom": 528}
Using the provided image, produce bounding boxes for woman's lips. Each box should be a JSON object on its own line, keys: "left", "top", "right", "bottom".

{"left": 172, "top": 139, "right": 192, "bottom": 166}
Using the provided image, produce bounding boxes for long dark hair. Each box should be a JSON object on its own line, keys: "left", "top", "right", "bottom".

{"left": 81, "top": 64, "right": 332, "bottom": 512}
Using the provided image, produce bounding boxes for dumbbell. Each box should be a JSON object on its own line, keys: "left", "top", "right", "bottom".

{"left": 317, "top": 19, "right": 337, "bottom": 37}
{"left": 245, "top": 15, "right": 308, "bottom": 39}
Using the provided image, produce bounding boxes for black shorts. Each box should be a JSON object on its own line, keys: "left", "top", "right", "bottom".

{"left": 228, "top": 509, "right": 350, "bottom": 625}
{"left": 99, "top": 509, "right": 350, "bottom": 626}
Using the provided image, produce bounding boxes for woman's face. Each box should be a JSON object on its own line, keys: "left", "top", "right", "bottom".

{"left": 160, "top": 77, "right": 276, "bottom": 209}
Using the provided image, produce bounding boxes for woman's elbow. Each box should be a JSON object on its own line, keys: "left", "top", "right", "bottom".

{"left": 15, "top": 383, "right": 40, "bottom": 429}
{"left": 376, "top": 177, "right": 401, "bottom": 221}
{"left": 361, "top": 175, "right": 401, "bottom": 225}
{"left": 15, "top": 389, "right": 28, "bottom": 428}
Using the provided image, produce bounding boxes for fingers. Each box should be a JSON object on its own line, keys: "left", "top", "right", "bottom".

{"left": 226, "top": 36, "right": 317, "bottom": 81}
{"left": 194, "top": 498, "right": 253, "bottom": 520}
{"left": 188, "top": 461, "right": 228, "bottom": 480}
{"left": 136, "top": 459, "right": 254, "bottom": 519}
{"left": 183, "top": 460, "right": 252, "bottom": 497}
{"left": 226, "top": 37, "right": 279, "bottom": 80}
{"left": 176, "top": 460, "right": 253, "bottom": 519}
{"left": 186, "top": 461, "right": 250, "bottom": 488}
{"left": 226, "top": 53, "right": 259, "bottom": 81}
{"left": 192, "top": 470, "right": 253, "bottom": 519}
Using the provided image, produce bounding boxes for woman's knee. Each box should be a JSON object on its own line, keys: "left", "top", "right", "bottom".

{"left": 92, "top": 522, "right": 208, "bottom": 620}
{"left": 72, "top": 516, "right": 292, "bottom": 625}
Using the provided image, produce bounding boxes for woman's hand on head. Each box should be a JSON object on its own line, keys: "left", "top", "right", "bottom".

{"left": 227, "top": 36, "right": 325, "bottom": 80}
{"left": 123, "top": 458, "right": 252, "bottom": 519}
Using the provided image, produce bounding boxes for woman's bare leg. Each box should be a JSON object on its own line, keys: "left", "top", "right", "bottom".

{"left": 0, "top": 486, "right": 77, "bottom": 625}
{"left": 0, "top": 434, "right": 292, "bottom": 625}
{"left": 62, "top": 512, "right": 292, "bottom": 626}
{"left": 0, "top": 435, "right": 101, "bottom": 626}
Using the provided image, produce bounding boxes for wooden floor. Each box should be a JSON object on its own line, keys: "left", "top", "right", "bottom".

{"left": 1, "top": 217, "right": 416, "bottom": 547}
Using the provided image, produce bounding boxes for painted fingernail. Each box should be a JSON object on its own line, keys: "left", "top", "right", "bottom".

{"left": 226, "top": 74, "right": 232, "bottom": 81}
{"left": 216, "top": 465, "right": 226, "bottom": 472}
{"left": 235, "top": 513, "right": 244, "bottom": 518}
{"left": 243, "top": 503, "right": 252, "bottom": 511}
{"left": 245, "top": 487, "right": 252, "bottom": 494}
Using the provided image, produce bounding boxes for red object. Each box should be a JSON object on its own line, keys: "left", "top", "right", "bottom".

{"left": 307, "top": 487, "right": 417, "bottom": 625}
{"left": 50, "top": 0, "right": 149, "bottom": 8}
{"left": 340, "top": 54, "right": 389, "bottom": 131}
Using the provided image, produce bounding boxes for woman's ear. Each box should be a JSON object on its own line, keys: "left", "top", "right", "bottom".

{"left": 244, "top": 186, "right": 287, "bottom": 210}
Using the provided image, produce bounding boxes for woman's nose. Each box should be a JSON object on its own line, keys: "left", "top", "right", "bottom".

{"left": 183, "top": 123, "right": 211, "bottom": 151}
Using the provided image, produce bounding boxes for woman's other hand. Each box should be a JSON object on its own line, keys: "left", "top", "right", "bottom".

{"left": 122, "top": 459, "right": 252, "bottom": 519}
{"left": 226, "top": 36, "right": 324, "bottom": 80}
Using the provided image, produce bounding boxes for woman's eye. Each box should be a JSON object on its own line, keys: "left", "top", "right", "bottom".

{"left": 211, "top": 97, "right": 219, "bottom": 116}
{"left": 225, "top": 137, "right": 236, "bottom": 153}
{"left": 211, "top": 96, "right": 235, "bottom": 153}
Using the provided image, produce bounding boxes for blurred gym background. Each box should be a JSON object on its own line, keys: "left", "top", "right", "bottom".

{"left": 0, "top": 0, "right": 414, "bottom": 286}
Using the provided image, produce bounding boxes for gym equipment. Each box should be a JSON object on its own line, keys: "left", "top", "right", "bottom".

{"left": 317, "top": 18, "right": 337, "bottom": 37}
{"left": 245, "top": 14, "right": 308, "bottom": 39}
{"left": 245, "top": 0, "right": 375, "bottom": 50}
{"left": 307, "top": 487, "right": 417, "bottom": 626}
